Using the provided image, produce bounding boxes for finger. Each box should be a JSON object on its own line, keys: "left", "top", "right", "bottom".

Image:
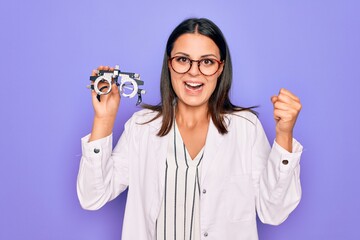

{"left": 275, "top": 100, "right": 301, "bottom": 114}
{"left": 98, "top": 65, "right": 114, "bottom": 72}
{"left": 273, "top": 101, "right": 290, "bottom": 111}
{"left": 277, "top": 94, "right": 302, "bottom": 112}
{"left": 99, "top": 65, "right": 108, "bottom": 71}
{"left": 111, "top": 82, "right": 120, "bottom": 94}
{"left": 274, "top": 109, "right": 293, "bottom": 121}
{"left": 279, "top": 88, "right": 300, "bottom": 102}
{"left": 91, "top": 88, "right": 99, "bottom": 104}
{"left": 95, "top": 65, "right": 116, "bottom": 74}
{"left": 91, "top": 69, "right": 99, "bottom": 76}
{"left": 273, "top": 109, "right": 283, "bottom": 121}
{"left": 271, "top": 96, "right": 278, "bottom": 104}
{"left": 277, "top": 93, "right": 294, "bottom": 104}
{"left": 275, "top": 107, "right": 300, "bottom": 120}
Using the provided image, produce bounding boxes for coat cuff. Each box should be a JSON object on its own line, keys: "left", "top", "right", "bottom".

{"left": 81, "top": 133, "right": 113, "bottom": 164}
{"left": 272, "top": 138, "right": 303, "bottom": 174}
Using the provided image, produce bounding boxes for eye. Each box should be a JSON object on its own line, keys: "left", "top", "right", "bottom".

{"left": 201, "top": 58, "right": 215, "bottom": 66}
{"left": 175, "top": 56, "right": 190, "bottom": 63}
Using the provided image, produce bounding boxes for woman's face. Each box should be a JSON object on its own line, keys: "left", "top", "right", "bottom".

{"left": 169, "top": 33, "right": 223, "bottom": 109}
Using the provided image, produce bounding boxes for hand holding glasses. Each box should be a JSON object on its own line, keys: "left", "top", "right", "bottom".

{"left": 87, "top": 65, "right": 146, "bottom": 106}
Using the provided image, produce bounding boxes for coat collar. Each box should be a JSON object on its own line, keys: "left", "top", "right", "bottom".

{"left": 149, "top": 111, "right": 227, "bottom": 192}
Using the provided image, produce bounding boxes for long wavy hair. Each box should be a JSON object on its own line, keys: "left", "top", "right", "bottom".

{"left": 143, "top": 18, "right": 255, "bottom": 136}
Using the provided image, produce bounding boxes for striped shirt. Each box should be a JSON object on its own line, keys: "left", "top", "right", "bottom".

{"left": 156, "top": 122, "right": 204, "bottom": 240}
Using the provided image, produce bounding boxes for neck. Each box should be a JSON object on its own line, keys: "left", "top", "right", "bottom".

{"left": 175, "top": 102, "right": 210, "bottom": 128}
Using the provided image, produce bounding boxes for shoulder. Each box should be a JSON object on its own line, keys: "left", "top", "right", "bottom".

{"left": 130, "top": 109, "right": 160, "bottom": 122}
{"left": 127, "top": 109, "right": 162, "bottom": 130}
{"left": 224, "top": 111, "right": 264, "bottom": 144}
{"left": 226, "top": 110, "right": 258, "bottom": 126}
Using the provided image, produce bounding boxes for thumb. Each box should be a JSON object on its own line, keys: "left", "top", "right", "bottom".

{"left": 271, "top": 95, "right": 278, "bottom": 104}
{"left": 91, "top": 89, "right": 100, "bottom": 105}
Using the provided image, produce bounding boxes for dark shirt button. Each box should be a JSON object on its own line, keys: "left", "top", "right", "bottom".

{"left": 204, "top": 232, "right": 208, "bottom": 237}
{"left": 94, "top": 148, "right": 100, "bottom": 154}
{"left": 202, "top": 189, "right": 207, "bottom": 194}
{"left": 282, "top": 159, "right": 289, "bottom": 165}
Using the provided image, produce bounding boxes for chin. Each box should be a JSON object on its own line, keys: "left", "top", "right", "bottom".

{"left": 178, "top": 98, "right": 209, "bottom": 109}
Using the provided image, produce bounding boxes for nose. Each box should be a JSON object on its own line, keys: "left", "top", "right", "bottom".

{"left": 187, "top": 60, "right": 201, "bottom": 76}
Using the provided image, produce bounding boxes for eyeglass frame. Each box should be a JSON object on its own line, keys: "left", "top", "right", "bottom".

{"left": 168, "top": 56, "right": 224, "bottom": 76}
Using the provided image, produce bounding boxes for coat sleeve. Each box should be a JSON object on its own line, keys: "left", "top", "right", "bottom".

{"left": 76, "top": 118, "right": 133, "bottom": 210}
{"left": 252, "top": 117, "right": 303, "bottom": 225}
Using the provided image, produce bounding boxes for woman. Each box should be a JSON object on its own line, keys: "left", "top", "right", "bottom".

{"left": 77, "top": 18, "right": 303, "bottom": 240}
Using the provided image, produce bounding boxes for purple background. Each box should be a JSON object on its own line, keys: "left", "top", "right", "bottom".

{"left": 1, "top": 0, "right": 359, "bottom": 239}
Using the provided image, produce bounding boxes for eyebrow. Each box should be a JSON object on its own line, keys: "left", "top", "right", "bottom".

{"left": 173, "top": 52, "right": 219, "bottom": 59}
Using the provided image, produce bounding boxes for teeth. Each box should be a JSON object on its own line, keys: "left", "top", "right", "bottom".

{"left": 186, "top": 82, "right": 203, "bottom": 87}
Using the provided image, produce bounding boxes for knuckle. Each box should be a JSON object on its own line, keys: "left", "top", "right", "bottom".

{"left": 278, "top": 94, "right": 287, "bottom": 101}
{"left": 294, "top": 102, "right": 302, "bottom": 111}
{"left": 298, "top": 103, "right": 302, "bottom": 110}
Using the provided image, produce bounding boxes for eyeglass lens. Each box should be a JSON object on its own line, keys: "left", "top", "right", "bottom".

{"left": 170, "top": 57, "right": 221, "bottom": 76}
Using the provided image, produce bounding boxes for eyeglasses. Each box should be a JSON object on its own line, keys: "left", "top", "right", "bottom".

{"left": 169, "top": 56, "right": 223, "bottom": 76}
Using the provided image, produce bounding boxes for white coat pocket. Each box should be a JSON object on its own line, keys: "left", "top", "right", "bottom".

{"left": 224, "top": 174, "right": 255, "bottom": 222}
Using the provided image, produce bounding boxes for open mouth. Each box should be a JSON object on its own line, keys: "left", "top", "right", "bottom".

{"left": 184, "top": 82, "right": 204, "bottom": 90}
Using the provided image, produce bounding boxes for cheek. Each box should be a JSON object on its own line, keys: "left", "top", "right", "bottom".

{"left": 209, "top": 75, "right": 220, "bottom": 87}
{"left": 170, "top": 70, "right": 177, "bottom": 82}
{"left": 211, "top": 80, "right": 219, "bottom": 92}
{"left": 170, "top": 72, "right": 183, "bottom": 91}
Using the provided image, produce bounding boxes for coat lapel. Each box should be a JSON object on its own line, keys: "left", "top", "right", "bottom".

{"left": 147, "top": 115, "right": 170, "bottom": 202}
{"left": 200, "top": 117, "right": 226, "bottom": 186}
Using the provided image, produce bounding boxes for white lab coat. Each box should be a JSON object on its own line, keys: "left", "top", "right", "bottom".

{"left": 77, "top": 109, "right": 303, "bottom": 240}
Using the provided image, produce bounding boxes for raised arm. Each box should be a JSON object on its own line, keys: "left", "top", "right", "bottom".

{"left": 77, "top": 66, "right": 129, "bottom": 210}
{"left": 253, "top": 88, "right": 303, "bottom": 225}
{"left": 89, "top": 66, "right": 121, "bottom": 141}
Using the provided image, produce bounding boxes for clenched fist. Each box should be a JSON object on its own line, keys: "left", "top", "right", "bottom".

{"left": 271, "top": 88, "right": 302, "bottom": 152}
